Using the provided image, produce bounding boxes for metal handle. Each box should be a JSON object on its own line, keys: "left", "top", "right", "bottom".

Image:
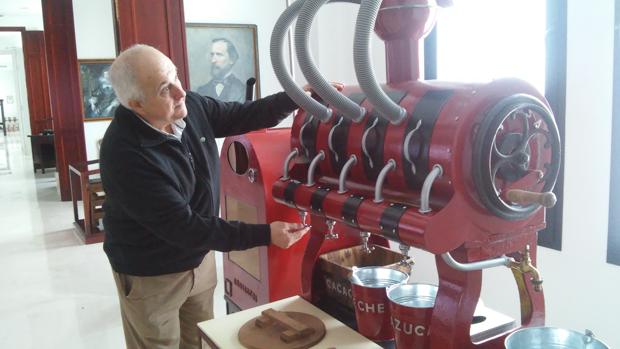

{"left": 328, "top": 116, "right": 344, "bottom": 162}
{"left": 361, "top": 117, "right": 379, "bottom": 169}
{"left": 374, "top": 159, "right": 396, "bottom": 203}
{"left": 403, "top": 119, "right": 422, "bottom": 175}
{"left": 419, "top": 164, "right": 443, "bottom": 213}
{"left": 306, "top": 150, "right": 325, "bottom": 186}
{"left": 298, "top": 115, "right": 315, "bottom": 159}
{"left": 281, "top": 148, "right": 299, "bottom": 181}
{"left": 441, "top": 251, "right": 515, "bottom": 271}
{"left": 338, "top": 155, "right": 357, "bottom": 193}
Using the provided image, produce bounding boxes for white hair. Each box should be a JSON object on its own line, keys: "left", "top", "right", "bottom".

{"left": 108, "top": 44, "right": 155, "bottom": 108}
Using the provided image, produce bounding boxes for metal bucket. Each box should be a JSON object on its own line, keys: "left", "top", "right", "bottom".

{"left": 387, "top": 283, "right": 438, "bottom": 349}
{"left": 350, "top": 267, "right": 409, "bottom": 341}
{"left": 505, "top": 327, "right": 610, "bottom": 349}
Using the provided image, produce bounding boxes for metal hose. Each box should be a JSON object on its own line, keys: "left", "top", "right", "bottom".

{"left": 271, "top": 0, "right": 331, "bottom": 122}
{"left": 295, "top": 0, "right": 365, "bottom": 122}
{"left": 353, "top": 0, "right": 407, "bottom": 124}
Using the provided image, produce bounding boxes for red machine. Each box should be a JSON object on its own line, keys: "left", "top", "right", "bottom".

{"left": 222, "top": 0, "right": 561, "bottom": 348}
{"left": 220, "top": 129, "right": 375, "bottom": 312}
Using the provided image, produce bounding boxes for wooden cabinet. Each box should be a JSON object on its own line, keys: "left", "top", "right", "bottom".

{"left": 28, "top": 134, "right": 56, "bottom": 173}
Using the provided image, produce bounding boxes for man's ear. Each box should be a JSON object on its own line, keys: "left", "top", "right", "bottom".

{"left": 128, "top": 99, "right": 143, "bottom": 114}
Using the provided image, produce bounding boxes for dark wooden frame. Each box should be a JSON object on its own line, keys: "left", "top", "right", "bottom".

{"left": 185, "top": 23, "right": 261, "bottom": 101}
{"left": 77, "top": 59, "right": 117, "bottom": 121}
{"left": 424, "top": 0, "right": 567, "bottom": 250}
{"left": 607, "top": 1, "right": 620, "bottom": 266}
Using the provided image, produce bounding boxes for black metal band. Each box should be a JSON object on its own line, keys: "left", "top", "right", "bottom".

{"left": 310, "top": 187, "right": 331, "bottom": 214}
{"left": 341, "top": 194, "right": 365, "bottom": 228}
{"left": 403, "top": 89, "right": 454, "bottom": 189}
{"left": 283, "top": 180, "right": 301, "bottom": 206}
{"left": 300, "top": 113, "right": 321, "bottom": 160}
{"left": 379, "top": 203, "right": 409, "bottom": 241}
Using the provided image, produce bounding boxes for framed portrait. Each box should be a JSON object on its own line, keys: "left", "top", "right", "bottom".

{"left": 78, "top": 59, "right": 119, "bottom": 121}
{"left": 185, "top": 23, "right": 260, "bottom": 102}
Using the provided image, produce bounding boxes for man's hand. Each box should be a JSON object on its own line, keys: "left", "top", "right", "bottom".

{"left": 270, "top": 221, "right": 310, "bottom": 249}
{"left": 302, "top": 82, "right": 344, "bottom": 95}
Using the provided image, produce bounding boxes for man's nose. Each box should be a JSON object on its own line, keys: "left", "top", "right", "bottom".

{"left": 172, "top": 84, "right": 186, "bottom": 100}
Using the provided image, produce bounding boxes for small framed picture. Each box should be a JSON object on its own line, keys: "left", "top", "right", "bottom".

{"left": 78, "top": 59, "right": 119, "bottom": 121}
{"left": 185, "top": 23, "right": 260, "bottom": 102}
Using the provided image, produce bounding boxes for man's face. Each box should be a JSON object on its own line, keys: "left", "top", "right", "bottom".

{"left": 130, "top": 52, "right": 187, "bottom": 128}
{"left": 210, "top": 41, "right": 234, "bottom": 79}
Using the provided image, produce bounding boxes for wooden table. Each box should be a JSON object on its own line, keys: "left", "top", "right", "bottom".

{"left": 198, "top": 296, "right": 382, "bottom": 349}
{"left": 69, "top": 160, "right": 105, "bottom": 244}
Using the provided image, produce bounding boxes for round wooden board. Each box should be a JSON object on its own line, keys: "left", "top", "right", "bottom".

{"left": 238, "top": 311, "right": 326, "bottom": 349}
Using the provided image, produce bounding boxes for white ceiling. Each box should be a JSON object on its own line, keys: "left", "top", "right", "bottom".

{"left": 0, "top": 0, "right": 43, "bottom": 49}
{"left": 0, "top": 0, "right": 44, "bottom": 31}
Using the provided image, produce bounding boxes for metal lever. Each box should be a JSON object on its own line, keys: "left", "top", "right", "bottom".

{"left": 281, "top": 148, "right": 299, "bottom": 181}
{"left": 298, "top": 210, "right": 309, "bottom": 227}
{"left": 361, "top": 117, "right": 379, "bottom": 168}
{"left": 338, "top": 155, "right": 357, "bottom": 194}
{"left": 403, "top": 119, "right": 422, "bottom": 175}
{"left": 419, "top": 164, "right": 443, "bottom": 213}
{"left": 360, "top": 231, "right": 374, "bottom": 253}
{"left": 306, "top": 150, "right": 325, "bottom": 186}
{"left": 325, "top": 219, "right": 339, "bottom": 240}
{"left": 374, "top": 159, "right": 396, "bottom": 203}
{"left": 328, "top": 116, "right": 344, "bottom": 163}
{"left": 298, "top": 115, "right": 315, "bottom": 159}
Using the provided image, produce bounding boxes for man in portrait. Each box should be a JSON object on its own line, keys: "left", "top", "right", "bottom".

{"left": 85, "top": 69, "right": 119, "bottom": 118}
{"left": 196, "top": 38, "right": 246, "bottom": 103}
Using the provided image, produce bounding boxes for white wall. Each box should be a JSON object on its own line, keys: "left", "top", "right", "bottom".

{"left": 0, "top": 41, "right": 31, "bottom": 154}
{"left": 184, "top": 0, "right": 292, "bottom": 98}
{"left": 72, "top": 0, "right": 116, "bottom": 160}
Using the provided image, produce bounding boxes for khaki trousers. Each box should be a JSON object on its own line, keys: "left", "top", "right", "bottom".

{"left": 112, "top": 251, "right": 217, "bottom": 349}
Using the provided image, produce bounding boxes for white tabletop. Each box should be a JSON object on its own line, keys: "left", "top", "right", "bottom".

{"left": 198, "top": 295, "right": 382, "bottom": 349}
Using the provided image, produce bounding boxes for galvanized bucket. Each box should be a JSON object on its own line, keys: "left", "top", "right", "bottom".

{"left": 350, "top": 266, "right": 409, "bottom": 288}
{"left": 505, "top": 327, "right": 610, "bottom": 349}
{"left": 387, "top": 283, "right": 438, "bottom": 349}
{"left": 350, "top": 267, "right": 409, "bottom": 341}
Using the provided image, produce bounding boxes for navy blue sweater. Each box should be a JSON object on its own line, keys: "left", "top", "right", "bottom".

{"left": 100, "top": 91, "right": 297, "bottom": 276}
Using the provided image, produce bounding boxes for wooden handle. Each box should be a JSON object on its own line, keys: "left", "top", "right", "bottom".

{"left": 506, "top": 189, "right": 557, "bottom": 208}
{"left": 255, "top": 308, "right": 315, "bottom": 343}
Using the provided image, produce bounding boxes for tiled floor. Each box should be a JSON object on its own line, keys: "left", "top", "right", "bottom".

{"left": 0, "top": 133, "right": 226, "bottom": 348}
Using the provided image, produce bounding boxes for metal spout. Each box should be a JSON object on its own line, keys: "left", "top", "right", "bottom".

{"left": 510, "top": 244, "right": 543, "bottom": 292}
{"left": 325, "top": 219, "right": 339, "bottom": 240}
{"left": 398, "top": 243, "right": 412, "bottom": 267}
{"left": 298, "top": 210, "right": 309, "bottom": 227}
{"left": 360, "top": 231, "right": 374, "bottom": 253}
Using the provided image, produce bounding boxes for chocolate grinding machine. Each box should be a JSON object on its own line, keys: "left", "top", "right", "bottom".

{"left": 221, "top": 0, "right": 561, "bottom": 347}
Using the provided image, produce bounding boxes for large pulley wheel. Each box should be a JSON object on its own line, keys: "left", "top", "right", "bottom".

{"left": 473, "top": 94, "right": 561, "bottom": 220}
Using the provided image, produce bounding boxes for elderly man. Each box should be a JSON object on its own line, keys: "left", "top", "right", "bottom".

{"left": 100, "top": 44, "right": 309, "bottom": 349}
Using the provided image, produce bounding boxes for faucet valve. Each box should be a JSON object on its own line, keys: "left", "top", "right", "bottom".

{"left": 325, "top": 219, "right": 339, "bottom": 240}
{"left": 510, "top": 244, "right": 543, "bottom": 292}
{"left": 298, "top": 210, "right": 309, "bottom": 227}
{"left": 360, "top": 232, "right": 374, "bottom": 253}
{"left": 399, "top": 244, "right": 412, "bottom": 266}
